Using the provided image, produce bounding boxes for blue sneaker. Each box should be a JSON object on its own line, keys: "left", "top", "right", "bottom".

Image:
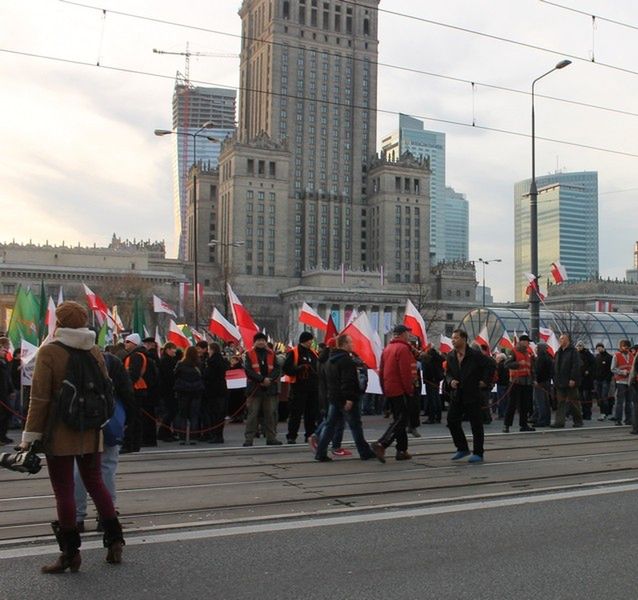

{"left": 451, "top": 451, "right": 471, "bottom": 461}
{"left": 468, "top": 454, "right": 483, "bottom": 464}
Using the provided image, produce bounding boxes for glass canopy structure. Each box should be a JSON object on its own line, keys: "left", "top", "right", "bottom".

{"left": 459, "top": 307, "right": 638, "bottom": 350}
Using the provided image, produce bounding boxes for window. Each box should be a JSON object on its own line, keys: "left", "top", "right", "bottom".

{"left": 282, "top": 0, "right": 290, "bottom": 19}
{"left": 258, "top": 160, "right": 265, "bottom": 175}
{"left": 269, "top": 161, "right": 276, "bottom": 176}
{"left": 247, "top": 159, "right": 254, "bottom": 175}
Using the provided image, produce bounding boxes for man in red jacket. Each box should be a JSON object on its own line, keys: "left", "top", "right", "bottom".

{"left": 372, "top": 324, "right": 417, "bottom": 461}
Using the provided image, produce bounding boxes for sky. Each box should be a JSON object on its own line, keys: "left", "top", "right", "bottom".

{"left": 2, "top": 0, "right": 637, "bottom": 301}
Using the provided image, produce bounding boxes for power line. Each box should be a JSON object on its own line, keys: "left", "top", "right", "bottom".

{"left": 55, "top": 0, "right": 638, "bottom": 119}
{"left": 3, "top": 46, "right": 638, "bottom": 160}
{"left": 539, "top": 0, "right": 638, "bottom": 32}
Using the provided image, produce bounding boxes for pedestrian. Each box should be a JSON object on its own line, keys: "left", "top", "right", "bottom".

{"left": 203, "top": 342, "right": 229, "bottom": 444}
{"left": 593, "top": 343, "right": 613, "bottom": 420}
{"left": 284, "top": 332, "right": 320, "bottom": 444}
{"left": 371, "top": 324, "right": 417, "bottom": 462}
{"left": 445, "top": 329, "right": 490, "bottom": 463}
{"left": 0, "top": 338, "right": 15, "bottom": 445}
{"left": 314, "top": 334, "right": 380, "bottom": 462}
{"left": 421, "top": 346, "right": 444, "bottom": 424}
{"left": 551, "top": 333, "right": 583, "bottom": 428}
{"left": 18, "top": 301, "right": 124, "bottom": 573}
{"left": 576, "top": 341, "right": 595, "bottom": 420}
{"left": 120, "top": 333, "right": 150, "bottom": 453}
{"left": 157, "top": 342, "right": 179, "bottom": 441}
{"left": 243, "top": 333, "right": 282, "bottom": 446}
{"left": 174, "top": 346, "right": 205, "bottom": 444}
{"left": 503, "top": 334, "right": 536, "bottom": 432}
{"left": 140, "top": 336, "right": 160, "bottom": 447}
{"left": 611, "top": 339, "right": 634, "bottom": 426}
{"left": 494, "top": 353, "right": 510, "bottom": 419}
{"left": 533, "top": 342, "right": 553, "bottom": 427}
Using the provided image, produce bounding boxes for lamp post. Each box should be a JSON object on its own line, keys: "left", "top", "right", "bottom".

{"left": 155, "top": 123, "right": 221, "bottom": 330}
{"left": 529, "top": 59, "right": 571, "bottom": 342}
{"left": 209, "top": 239, "right": 245, "bottom": 316}
{"left": 477, "top": 258, "right": 502, "bottom": 307}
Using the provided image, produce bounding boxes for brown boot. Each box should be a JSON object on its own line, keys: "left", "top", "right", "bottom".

{"left": 41, "top": 521, "right": 81, "bottom": 574}
{"left": 102, "top": 516, "right": 125, "bottom": 564}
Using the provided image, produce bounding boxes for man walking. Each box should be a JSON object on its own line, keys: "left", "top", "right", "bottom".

{"left": 552, "top": 333, "right": 583, "bottom": 428}
{"left": 503, "top": 334, "right": 536, "bottom": 432}
{"left": 371, "top": 324, "right": 417, "bottom": 462}
{"left": 445, "top": 329, "right": 490, "bottom": 463}
{"left": 593, "top": 343, "right": 613, "bottom": 421}
{"left": 243, "top": 333, "right": 282, "bottom": 447}
{"left": 576, "top": 341, "right": 595, "bottom": 420}
{"left": 611, "top": 339, "right": 634, "bottom": 426}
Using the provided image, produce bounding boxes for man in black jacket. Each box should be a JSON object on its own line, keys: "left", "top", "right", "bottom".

{"left": 157, "top": 342, "right": 179, "bottom": 442}
{"left": 533, "top": 342, "right": 553, "bottom": 427}
{"left": 314, "top": 334, "right": 378, "bottom": 462}
{"left": 121, "top": 333, "right": 151, "bottom": 453}
{"left": 576, "top": 341, "right": 595, "bottom": 420}
{"left": 552, "top": 333, "right": 583, "bottom": 428}
{"left": 283, "top": 332, "right": 319, "bottom": 444}
{"left": 421, "top": 347, "right": 444, "bottom": 424}
{"left": 203, "top": 342, "right": 229, "bottom": 444}
{"left": 0, "top": 338, "right": 15, "bottom": 445}
{"left": 593, "top": 343, "right": 613, "bottom": 420}
{"left": 445, "top": 329, "right": 490, "bottom": 463}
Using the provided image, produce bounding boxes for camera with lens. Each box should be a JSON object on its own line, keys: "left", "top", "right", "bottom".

{"left": 0, "top": 447, "right": 42, "bottom": 475}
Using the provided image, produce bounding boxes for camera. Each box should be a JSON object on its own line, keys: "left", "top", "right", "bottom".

{"left": 0, "top": 448, "right": 42, "bottom": 475}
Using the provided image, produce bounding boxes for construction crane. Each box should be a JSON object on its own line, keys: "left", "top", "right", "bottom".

{"left": 153, "top": 44, "right": 238, "bottom": 84}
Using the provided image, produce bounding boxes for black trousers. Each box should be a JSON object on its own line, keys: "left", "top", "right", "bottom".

{"left": 207, "top": 395, "right": 228, "bottom": 440}
{"left": 158, "top": 393, "right": 178, "bottom": 439}
{"left": 287, "top": 385, "right": 319, "bottom": 441}
{"left": 447, "top": 398, "right": 484, "bottom": 457}
{"left": 0, "top": 400, "right": 11, "bottom": 439}
{"left": 504, "top": 384, "right": 532, "bottom": 428}
{"left": 408, "top": 391, "right": 421, "bottom": 429}
{"left": 140, "top": 393, "right": 158, "bottom": 446}
{"left": 122, "top": 391, "right": 144, "bottom": 453}
{"left": 378, "top": 395, "right": 409, "bottom": 452}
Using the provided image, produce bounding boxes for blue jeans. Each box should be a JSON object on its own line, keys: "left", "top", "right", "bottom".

{"left": 533, "top": 382, "right": 552, "bottom": 426}
{"left": 594, "top": 379, "right": 611, "bottom": 415}
{"left": 614, "top": 384, "right": 632, "bottom": 423}
{"left": 314, "top": 413, "right": 344, "bottom": 449}
{"left": 316, "top": 402, "right": 374, "bottom": 459}
{"left": 74, "top": 444, "right": 120, "bottom": 522}
{"left": 497, "top": 384, "right": 509, "bottom": 419}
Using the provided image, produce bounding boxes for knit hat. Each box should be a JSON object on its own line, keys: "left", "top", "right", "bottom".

{"left": 253, "top": 332, "right": 267, "bottom": 342}
{"left": 299, "top": 331, "right": 314, "bottom": 344}
{"left": 125, "top": 333, "right": 142, "bottom": 346}
{"left": 56, "top": 301, "right": 88, "bottom": 329}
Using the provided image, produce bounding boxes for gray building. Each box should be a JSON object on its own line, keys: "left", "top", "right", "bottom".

{"left": 514, "top": 171, "right": 599, "bottom": 302}
{"left": 443, "top": 186, "right": 469, "bottom": 261}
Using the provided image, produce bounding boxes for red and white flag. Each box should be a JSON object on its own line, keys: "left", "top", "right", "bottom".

{"left": 324, "top": 314, "right": 338, "bottom": 346}
{"left": 209, "top": 307, "right": 241, "bottom": 343}
{"left": 298, "top": 302, "right": 328, "bottom": 331}
{"left": 110, "top": 306, "right": 125, "bottom": 333}
{"left": 45, "top": 296, "right": 57, "bottom": 338}
{"left": 153, "top": 295, "right": 177, "bottom": 318}
{"left": 594, "top": 300, "right": 613, "bottom": 312}
{"left": 474, "top": 326, "right": 490, "bottom": 349}
{"left": 550, "top": 261, "right": 568, "bottom": 284}
{"left": 82, "top": 283, "right": 110, "bottom": 325}
{"left": 227, "top": 284, "right": 259, "bottom": 349}
{"left": 225, "top": 369, "right": 247, "bottom": 390}
{"left": 539, "top": 327, "right": 553, "bottom": 343}
{"left": 499, "top": 329, "right": 514, "bottom": 351}
{"left": 546, "top": 330, "right": 560, "bottom": 357}
{"left": 167, "top": 319, "right": 191, "bottom": 349}
{"left": 341, "top": 312, "right": 380, "bottom": 370}
{"left": 403, "top": 299, "right": 427, "bottom": 349}
{"left": 524, "top": 273, "right": 546, "bottom": 302}
{"left": 439, "top": 335, "right": 453, "bottom": 354}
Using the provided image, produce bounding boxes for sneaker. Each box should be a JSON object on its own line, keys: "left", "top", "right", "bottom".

{"left": 242, "top": 441, "right": 253, "bottom": 447}
{"left": 371, "top": 442, "right": 386, "bottom": 463}
{"left": 266, "top": 439, "right": 283, "bottom": 445}
{"left": 451, "top": 450, "right": 471, "bottom": 461}
{"left": 468, "top": 454, "right": 484, "bottom": 464}
{"left": 395, "top": 451, "right": 412, "bottom": 461}
{"left": 408, "top": 428, "right": 421, "bottom": 438}
{"left": 519, "top": 426, "right": 536, "bottom": 432}
{"left": 502, "top": 426, "right": 510, "bottom": 433}
{"left": 331, "top": 448, "right": 353, "bottom": 457}
{"left": 308, "top": 434, "right": 318, "bottom": 451}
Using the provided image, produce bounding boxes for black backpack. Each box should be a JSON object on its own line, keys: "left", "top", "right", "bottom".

{"left": 54, "top": 342, "right": 115, "bottom": 431}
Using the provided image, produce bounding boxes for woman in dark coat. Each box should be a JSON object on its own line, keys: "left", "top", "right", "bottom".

{"left": 174, "top": 346, "right": 205, "bottom": 444}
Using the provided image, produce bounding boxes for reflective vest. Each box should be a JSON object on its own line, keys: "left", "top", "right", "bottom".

{"left": 124, "top": 351, "right": 148, "bottom": 390}
{"left": 286, "top": 345, "right": 318, "bottom": 384}
{"left": 247, "top": 348, "right": 276, "bottom": 376}
{"left": 614, "top": 351, "right": 634, "bottom": 383}
{"left": 510, "top": 349, "right": 532, "bottom": 380}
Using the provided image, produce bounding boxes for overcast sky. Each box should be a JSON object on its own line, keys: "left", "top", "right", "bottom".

{"left": 2, "top": 0, "right": 637, "bottom": 301}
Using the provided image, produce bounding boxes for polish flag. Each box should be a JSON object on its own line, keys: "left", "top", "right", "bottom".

{"left": 403, "top": 299, "right": 427, "bottom": 349}
{"left": 225, "top": 369, "right": 247, "bottom": 390}
{"left": 82, "top": 283, "right": 111, "bottom": 325}
{"left": 474, "top": 326, "right": 490, "bottom": 349}
{"left": 227, "top": 284, "right": 259, "bottom": 349}
{"left": 324, "top": 314, "right": 338, "bottom": 346}
{"left": 154, "top": 326, "right": 163, "bottom": 357}
{"left": 550, "top": 261, "right": 568, "bottom": 284}
{"left": 191, "top": 328, "right": 204, "bottom": 344}
{"left": 341, "top": 312, "right": 380, "bottom": 370}
{"left": 539, "top": 327, "right": 553, "bottom": 343}
{"left": 546, "top": 330, "right": 560, "bottom": 357}
{"left": 153, "top": 294, "right": 177, "bottom": 318}
{"left": 439, "top": 335, "right": 453, "bottom": 354}
{"left": 594, "top": 300, "right": 613, "bottom": 312}
{"left": 45, "top": 296, "right": 57, "bottom": 338}
{"left": 209, "top": 307, "right": 241, "bottom": 343}
{"left": 299, "top": 302, "right": 328, "bottom": 331}
{"left": 524, "top": 273, "right": 546, "bottom": 302}
{"left": 499, "top": 329, "right": 514, "bottom": 351}
{"left": 167, "top": 319, "right": 191, "bottom": 349}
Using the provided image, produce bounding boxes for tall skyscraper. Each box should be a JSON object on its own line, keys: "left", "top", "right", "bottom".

{"left": 443, "top": 186, "right": 469, "bottom": 261}
{"left": 514, "top": 171, "right": 599, "bottom": 301}
{"left": 172, "top": 84, "right": 236, "bottom": 259}
{"left": 381, "top": 115, "right": 446, "bottom": 262}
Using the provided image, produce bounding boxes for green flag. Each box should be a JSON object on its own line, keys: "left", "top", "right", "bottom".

{"left": 38, "top": 281, "right": 47, "bottom": 341}
{"left": 96, "top": 321, "right": 108, "bottom": 349}
{"left": 131, "top": 297, "right": 146, "bottom": 337}
{"left": 7, "top": 286, "right": 40, "bottom": 348}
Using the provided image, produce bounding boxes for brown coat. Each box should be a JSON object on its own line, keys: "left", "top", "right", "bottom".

{"left": 23, "top": 328, "right": 107, "bottom": 456}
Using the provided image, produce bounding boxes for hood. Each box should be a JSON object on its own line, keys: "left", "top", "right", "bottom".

{"left": 53, "top": 327, "right": 96, "bottom": 350}
{"left": 328, "top": 349, "right": 349, "bottom": 364}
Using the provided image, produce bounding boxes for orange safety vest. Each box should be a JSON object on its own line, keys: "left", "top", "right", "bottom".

{"left": 247, "top": 348, "right": 276, "bottom": 376}
{"left": 510, "top": 349, "right": 532, "bottom": 380}
{"left": 614, "top": 351, "right": 634, "bottom": 382}
{"left": 124, "top": 351, "right": 148, "bottom": 390}
{"left": 286, "top": 345, "right": 318, "bottom": 384}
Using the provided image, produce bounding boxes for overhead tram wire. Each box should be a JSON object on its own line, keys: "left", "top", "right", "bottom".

{"left": 55, "top": 0, "right": 638, "bottom": 120}
{"left": 539, "top": 0, "right": 638, "bottom": 33}
{"left": 3, "top": 46, "right": 638, "bottom": 161}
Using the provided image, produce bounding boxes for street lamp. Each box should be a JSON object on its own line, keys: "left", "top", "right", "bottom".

{"left": 529, "top": 59, "right": 571, "bottom": 342}
{"left": 209, "top": 239, "right": 245, "bottom": 316}
{"left": 477, "top": 258, "right": 502, "bottom": 307}
{"left": 155, "top": 122, "right": 221, "bottom": 330}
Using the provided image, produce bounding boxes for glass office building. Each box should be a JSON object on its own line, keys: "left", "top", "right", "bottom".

{"left": 443, "top": 186, "right": 469, "bottom": 260}
{"left": 514, "top": 171, "right": 598, "bottom": 301}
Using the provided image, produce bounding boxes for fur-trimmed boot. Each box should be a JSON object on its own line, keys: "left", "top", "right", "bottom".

{"left": 41, "top": 521, "right": 82, "bottom": 574}
{"left": 102, "top": 516, "right": 125, "bottom": 564}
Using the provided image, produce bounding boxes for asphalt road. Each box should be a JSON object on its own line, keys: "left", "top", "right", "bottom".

{"left": 1, "top": 485, "right": 636, "bottom": 600}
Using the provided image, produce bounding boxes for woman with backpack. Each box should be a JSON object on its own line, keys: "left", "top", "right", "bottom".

{"left": 174, "top": 346, "right": 205, "bottom": 445}
{"left": 18, "top": 301, "right": 125, "bottom": 573}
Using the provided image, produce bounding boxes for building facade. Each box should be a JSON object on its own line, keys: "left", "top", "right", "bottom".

{"left": 514, "top": 171, "right": 599, "bottom": 302}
